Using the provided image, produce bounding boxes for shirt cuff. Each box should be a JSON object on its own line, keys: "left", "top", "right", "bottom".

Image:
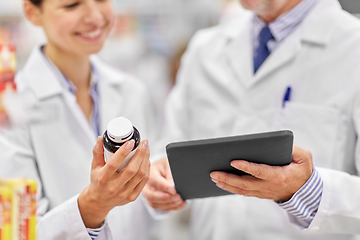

{"left": 277, "top": 168, "right": 323, "bottom": 227}
{"left": 87, "top": 221, "right": 106, "bottom": 240}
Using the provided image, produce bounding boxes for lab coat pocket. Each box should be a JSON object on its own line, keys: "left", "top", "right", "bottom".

{"left": 274, "top": 102, "right": 340, "bottom": 168}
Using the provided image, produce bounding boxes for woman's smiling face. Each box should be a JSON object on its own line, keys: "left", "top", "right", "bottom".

{"left": 29, "top": 0, "right": 114, "bottom": 56}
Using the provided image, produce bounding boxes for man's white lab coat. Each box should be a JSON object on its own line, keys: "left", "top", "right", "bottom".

{"left": 153, "top": 0, "right": 360, "bottom": 238}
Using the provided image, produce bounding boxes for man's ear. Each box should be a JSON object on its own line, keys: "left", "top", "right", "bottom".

{"left": 23, "top": 0, "right": 43, "bottom": 26}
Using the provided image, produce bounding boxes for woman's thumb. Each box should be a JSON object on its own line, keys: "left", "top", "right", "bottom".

{"left": 92, "top": 136, "right": 106, "bottom": 169}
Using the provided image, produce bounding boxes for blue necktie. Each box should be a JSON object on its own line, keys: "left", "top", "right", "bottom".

{"left": 254, "top": 26, "right": 273, "bottom": 73}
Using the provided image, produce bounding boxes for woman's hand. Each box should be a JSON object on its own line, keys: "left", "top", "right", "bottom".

{"left": 78, "top": 136, "right": 150, "bottom": 228}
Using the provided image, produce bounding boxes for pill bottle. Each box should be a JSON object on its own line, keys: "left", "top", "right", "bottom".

{"left": 103, "top": 117, "right": 141, "bottom": 172}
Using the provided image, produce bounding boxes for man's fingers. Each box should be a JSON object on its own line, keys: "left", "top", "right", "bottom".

{"left": 147, "top": 162, "right": 177, "bottom": 195}
{"left": 150, "top": 201, "right": 187, "bottom": 212}
{"left": 229, "top": 160, "right": 275, "bottom": 180}
{"left": 92, "top": 136, "right": 106, "bottom": 169}
{"left": 148, "top": 173, "right": 176, "bottom": 195}
{"left": 210, "top": 171, "right": 260, "bottom": 191}
{"left": 143, "top": 187, "right": 182, "bottom": 204}
{"left": 165, "top": 164, "right": 175, "bottom": 182}
{"left": 214, "top": 180, "right": 262, "bottom": 198}
{"left": 292, "top": 145, "right": 313, "bottom": 166}
{"left": 144, "top": 192, "right": 186, "bottom": 211}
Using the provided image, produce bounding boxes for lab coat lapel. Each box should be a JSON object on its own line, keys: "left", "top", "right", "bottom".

{"left": 253, "top": 0, "right": 336, "bottom": 85}
{"left": 253, "top": 31, "right": 302, "bottom": 84}
{"left": 98, "top": 81, "right": 123, "bottom": 135}
{"left": 62, "top": 91, "right": 98, "bottom": 142}
{"left": 91, "top": 56, "right": 126, "bottom": 135}
{"left": 24, "top": 47, "right": 97, "bottom": 146}
{"left": 20, "top": 47, "right": 63, "bottom": 100}
{"left": 224, "top": 13, "right": 254, "bottom": 89}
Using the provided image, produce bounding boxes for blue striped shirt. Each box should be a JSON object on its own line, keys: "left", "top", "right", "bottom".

{"left": 252, "top": 0, "right": 318, "bottom": 54}
{"left": 57, "top": 65, "right": 100, "bottom": 137}
{"left": 87, "top": 223, "right": 105, "bottom": 240}
{"left": 278, "top": 168, "right": 323, "bottom": 227}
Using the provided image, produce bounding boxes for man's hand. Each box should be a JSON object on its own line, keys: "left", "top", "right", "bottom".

{"left": 78, "top": 136, "right": 150, "bottom": 228}
{"left": 143, "top": 158, "right": 187, "bottom": 211}
{"left": 210, "top": 145, "right": 314, "bottom": 202}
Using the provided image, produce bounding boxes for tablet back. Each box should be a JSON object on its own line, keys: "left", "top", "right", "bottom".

{"left": 166, "top": 130, "right": 293, "bottom": 200}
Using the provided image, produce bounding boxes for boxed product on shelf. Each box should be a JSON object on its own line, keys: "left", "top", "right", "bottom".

{"left": 0, "top": 44, "right": 16, "bottom": 86}
{"left": 0, "top": 178, "right": 37, "bottom": 240}
{"left": 0, "top": 186, "right": 11, "bottom": 240}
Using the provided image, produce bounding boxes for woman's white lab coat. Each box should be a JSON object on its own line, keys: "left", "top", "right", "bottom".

{"left": 0, "top": 46, "right": 161, "bottom": 240}
{"left": 153, "top": 0, "right": 360, "bottom": 239}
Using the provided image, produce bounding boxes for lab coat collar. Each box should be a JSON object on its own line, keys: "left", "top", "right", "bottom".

{"left": 254, "top": 0, "right": 338, "bottom": 83}
{"left": 20, "top": 47, "right": 127, "bottom": 101}
{"left": 223, "top": 13, "right": 254, "bottom": 89}
{"left": 221, "top": 0, "right": 338, "bottom": 88}
{"left": 221, "top": 0, "right": 338, "bottom": 45}
{"left": 299, "top": 0, "right": 340, "bottom": 45}
{"left": 21, "top": 46, "right": 129, "bottom": 141}
{"left": 20, "top": 46, "right": 64, "bottom": 100}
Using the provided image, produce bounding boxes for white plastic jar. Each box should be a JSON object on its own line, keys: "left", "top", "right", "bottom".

{"left": 103, "top": 117, "right": 141, "bottom": 172}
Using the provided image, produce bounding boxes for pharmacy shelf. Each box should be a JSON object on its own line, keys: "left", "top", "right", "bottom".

{"left": 0, "top": 0, "right": 23, "bottom": 17}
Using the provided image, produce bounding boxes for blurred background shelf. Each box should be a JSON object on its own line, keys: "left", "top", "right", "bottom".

{"left": 0, "top": 0, "right": 358, "bottom": 239}
{"left": 0, "top": 0, "right": 358, "bottom": 125}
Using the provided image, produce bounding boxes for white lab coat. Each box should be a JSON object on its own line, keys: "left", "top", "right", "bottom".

{"left": 0, "top": 46, "right": 163, "bottom": 240}
{"left": 153, "top": 0, "right": 360, "bottom": 239}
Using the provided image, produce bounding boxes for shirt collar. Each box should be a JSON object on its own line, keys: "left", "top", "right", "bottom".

{"left": 253, "top": 0, "right": 318, "bottom": 43}
{"left": 40, "top": 46, "right": 99, "bottom": 95}
{"left": 90, "top": 63, "right": 100, "bottom": 92}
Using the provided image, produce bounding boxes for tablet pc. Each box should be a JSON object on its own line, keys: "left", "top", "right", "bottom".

{"left": 166, "top": 130, "right": 293, "bottom": 200}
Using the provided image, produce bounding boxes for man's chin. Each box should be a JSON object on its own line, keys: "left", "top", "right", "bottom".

{"left": 239, "top": 0, "right": 269, "bottom": 11}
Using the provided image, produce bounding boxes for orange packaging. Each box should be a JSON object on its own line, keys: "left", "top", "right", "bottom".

{"left": 0, "top": 44, "right": 16, "bottom": 86}
{"left": 0, "top": 44, "right": 16, "bottom": 127}
{"left": 4, "top": 179, "right": 37, "bottom": 240}
{"left": 0, "top": 186, "right": 11, "bottom": 240}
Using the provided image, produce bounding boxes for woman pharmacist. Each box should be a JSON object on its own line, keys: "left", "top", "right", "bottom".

{"left": 0, "top": 0, "right": 159, "bottom": 239}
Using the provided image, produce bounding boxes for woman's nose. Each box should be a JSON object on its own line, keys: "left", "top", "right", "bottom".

{"left": 83, "top": 1, "right": 104, "bottom": 25}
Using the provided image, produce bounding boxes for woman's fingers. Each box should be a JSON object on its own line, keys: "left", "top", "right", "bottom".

{"left": 101, "top": 140, "right": 135, "bottom": 178}
{"left": 114, "top": 140, "right": 150, "bottom": 188}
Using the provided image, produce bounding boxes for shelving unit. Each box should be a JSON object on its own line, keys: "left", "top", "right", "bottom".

{"left": 0, "top": 0, "right": 22, "bottom": 17}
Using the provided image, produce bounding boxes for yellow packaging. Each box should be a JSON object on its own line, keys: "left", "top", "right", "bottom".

{"left": 4, "top": 179, "right": 37, "bottom": 240}
{"left": 0, "top": 186, "right": 11, "bottom": 240}
{"left": 23, "top": 179, "right": 36, "bottom": 240}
